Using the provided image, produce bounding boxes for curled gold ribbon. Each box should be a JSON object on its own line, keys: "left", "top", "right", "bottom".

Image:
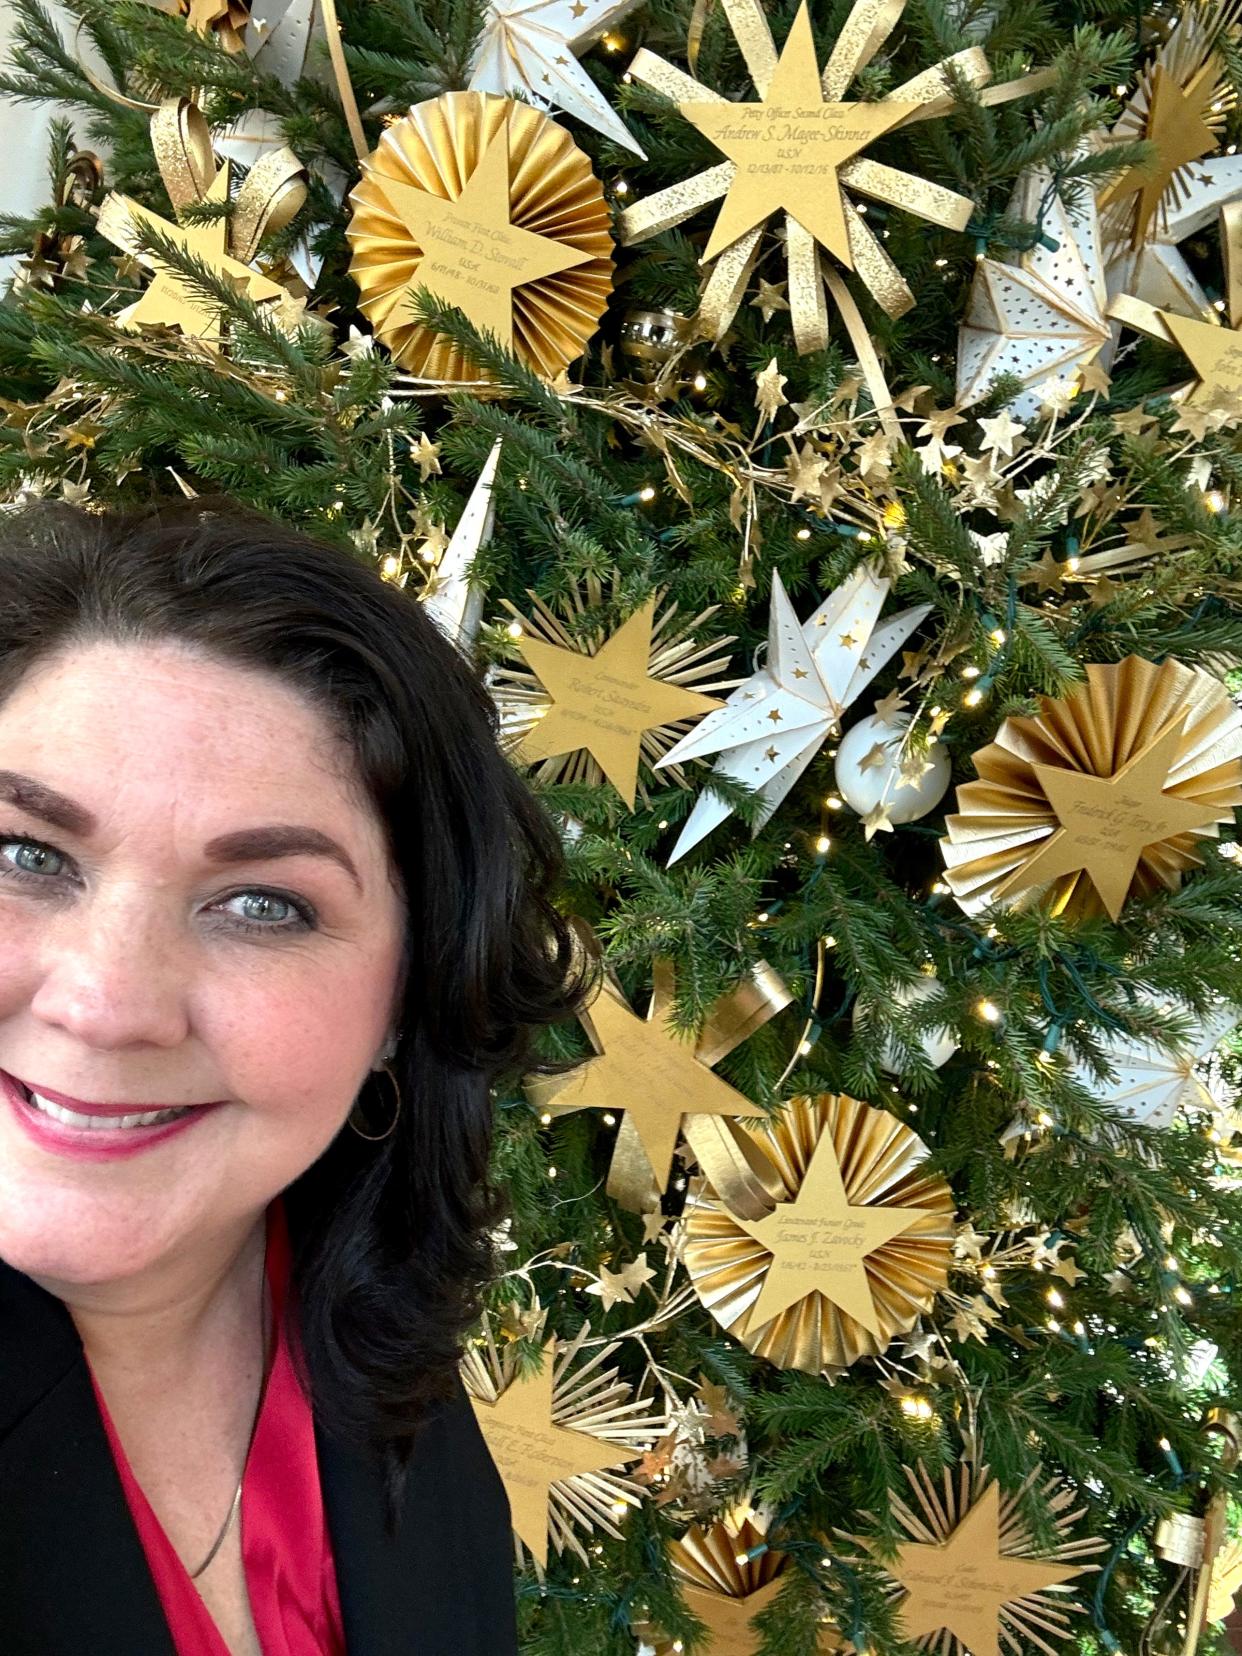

{"left": 149, "top": 97, "right": 307, "bottom": 258}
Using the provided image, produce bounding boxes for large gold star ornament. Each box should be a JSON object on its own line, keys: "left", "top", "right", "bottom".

{"left": 374, "top": 128, "right": 590, "bottom": 350}
{"left": 678, "top": 5, "right": 916, "bottom": 265}
{"left": 873, "top": 1463, "right": 1104, "bottom": 1656}
{"left": 462, "top": 1316, "right": 665, "bottom": 1571}
{"left": 95, "top": 98, "right": 304, "bottom": 347}
{"left": 942, "top": 656, "right": 1242, "bottom": 923}
{"left": 345, "top": 90, "right": 614, "bottom": 381}
{"left": 618, "top": 0, "right": 1050, "bottom": 359}
{"left": 490, "top": 584, "right": 739, "bottom": 810}
{"left": 525, "top": 952, "right": 793, "bottom": 1213}
{"left": 680, "top": 1094, "right": 955, "bottom": 1372}
{"left": 98, "top": 169, "right": 285, "bottom": 342}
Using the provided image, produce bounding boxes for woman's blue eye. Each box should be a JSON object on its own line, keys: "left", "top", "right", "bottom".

{"left": 0, "top": 834, "right": 317, "bottom": 935}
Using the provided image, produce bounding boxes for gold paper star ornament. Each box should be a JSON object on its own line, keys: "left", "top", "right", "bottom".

{"left": 462, "top": 1315, "right": 665, "bottom": 1572}
{"left": 734, "top": 1128, "right": 940, "bottom": 1338}
{"left": 345, "top": 90, "right": 614, "bottom": 381}
{"left": 871, "top": 1463, "right": 1104, "bottom": 1656}
{"left": 942, "top": 656, "right": 1242, "bottom": 923}
{"left": 491, "top": 584, "right": 738, "bottom": 810}
{"left": 678, "top": 3, "right": 916, "bottom": 265}
{"left": 681, "top": 1094, "right": 955, "bottom": 1372}
{"left": 375, "top": 127, "right": 591, "bottom": 350}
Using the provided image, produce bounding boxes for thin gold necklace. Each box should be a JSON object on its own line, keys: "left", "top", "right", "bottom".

{"left": 189, "top": 1244, "right": 273, "bottom": 1581}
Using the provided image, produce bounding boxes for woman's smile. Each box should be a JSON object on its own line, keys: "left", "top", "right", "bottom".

{"left": 3, "top": 1066, "right": 225, "bottom": 1162}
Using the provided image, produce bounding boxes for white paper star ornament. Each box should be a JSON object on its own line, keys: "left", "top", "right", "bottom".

{"left": 469, "top": 0, "right": 646, "bottom": 156}
{"left": 957, "top": 170, "right": 1109, "bottom": 419}
{"left": 655, "top": 563, "right": 931, "bottom": 864}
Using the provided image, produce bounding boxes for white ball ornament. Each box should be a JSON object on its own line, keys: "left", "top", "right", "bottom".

{"left": 855, "top": 974, "right": 960, "bottom": 1074}
{"left": 833, "top": 713, "right": 951, "bottom": 826}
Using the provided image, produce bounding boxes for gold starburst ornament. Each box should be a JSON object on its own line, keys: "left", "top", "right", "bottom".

{"left": 345, "top": 91, "right": 614, "bottom": 383}
{"left": 489, "top": 578, "right": 741, "bottom": 809}
{"left": 618, "top": 0, "right": 1049, "bottom": 408}
{"left": 461, "top": 1309, "right": 666, "bottom": 1573}
{"left": 862, "top": 1460, "right": 1104, "bottom": 1656}
{"left": 941, "top": 656, "right": 1242, "bottom": 924}
{"left": 679, "top": 1093, "right": 955, "bottom": 1373}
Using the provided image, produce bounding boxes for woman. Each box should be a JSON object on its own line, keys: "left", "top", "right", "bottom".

{"left": 0, "top": 497, "right": 597, "bottom": 1654}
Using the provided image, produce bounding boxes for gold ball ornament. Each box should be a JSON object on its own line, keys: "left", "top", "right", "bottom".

{"left": 344, "top": 91, "right": 614, "bottom": 384}
{"left": 680, "top": 1093, "right": 955, "bottom": 1373}
{"left": 941, "top": 655, "right": 1242, "bottom": 923}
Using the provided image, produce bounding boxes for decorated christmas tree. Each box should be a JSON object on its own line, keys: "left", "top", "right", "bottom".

{"left": 5, "top": 0, "right": 1242, "bottom": 1651}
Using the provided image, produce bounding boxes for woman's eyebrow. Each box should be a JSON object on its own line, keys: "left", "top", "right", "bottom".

{"left": 0, "top": 769, "right": 363, "bottom": 893}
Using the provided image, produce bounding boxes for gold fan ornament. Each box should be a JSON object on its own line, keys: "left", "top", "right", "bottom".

{"left": 344, "top": 90, "right": 614, "bottom": 383}
{"left": 618, "top": 0, "right": 1051, "bottom": 409}
{"left": 861, "top": 1460, "right": 1104, "bottom": 1656}
{"left": 631, "top": 1498, "right": 845, "bottom": 1655}
{"left": 489, "top": 579, "right": 741, "bottom": 810}
{"left": 461, "top": 1309, "right": 666, "bottom": 1573}
{"left": 679, "top": 1093, "right": 956, "bottom": 1373}
{"left": 96, "top": 97, "right": 306, "bottom": 347}
{"left": 941, "top": 655, "right": 1242, "bottom": 924}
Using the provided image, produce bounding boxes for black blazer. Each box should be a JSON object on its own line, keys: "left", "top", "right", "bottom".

{"left": 0, "top": 1224, "right": 519, "bottom": 1655}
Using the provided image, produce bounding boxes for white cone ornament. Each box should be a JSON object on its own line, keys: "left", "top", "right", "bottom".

{"left": 834, "top": 713, "right": 951, "bottom": 831}
{"left": 855, "top": 974, "right": 959, "bottom": 1073}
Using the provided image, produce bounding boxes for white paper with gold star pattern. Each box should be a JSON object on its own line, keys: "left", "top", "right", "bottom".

{"left": 654, "top": 563, "right": 930, "bottom": 864}
{"left": 469, "top": 0, "right": 646, "bottom": 156}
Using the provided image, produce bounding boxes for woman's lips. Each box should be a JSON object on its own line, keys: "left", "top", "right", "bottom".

{"left": 3, "top": 1070, "right": 224, "bottom": 1161}
{"left": 6, "top": 1073, "right": 224, "bottom": 1115}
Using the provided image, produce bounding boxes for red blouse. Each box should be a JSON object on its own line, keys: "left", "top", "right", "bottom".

{"left": 86, "top": 1196, "right": 346, "bottom": 1655}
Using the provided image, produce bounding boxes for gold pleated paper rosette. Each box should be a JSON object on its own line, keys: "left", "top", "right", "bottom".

{"left": 941, "top": 655, "right": 1242, "bottom": 924}
{"left": 345, "top": 90, "right": 614, "bottom": 384}
{"left": 631, "top": 1497, "right": 844, "bottom": 1655}
{"left": 679, "top": 1093, "right": 955, "bottom": 1373}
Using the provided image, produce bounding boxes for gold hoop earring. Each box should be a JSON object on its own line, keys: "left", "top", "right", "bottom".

{"left": 347, "top": 1062, "right": 402, "bottom": 1142}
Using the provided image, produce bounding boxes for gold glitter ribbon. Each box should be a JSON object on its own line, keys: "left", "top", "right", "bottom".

{"left": 319, "top": 0, "right": 369, "bottom": 161}
{"left": 1223, "top": 200, "right": 1242, "bottom": 329}
{"left": 822, "top": 0, "right": 904, "bottom": 97}
{"left": 149, "top": 97, "right": 307, "bottom": 254}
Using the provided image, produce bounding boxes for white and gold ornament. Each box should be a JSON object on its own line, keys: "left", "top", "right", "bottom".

{"left": 833, "top": 712, "right": 951, "bottom": 839}
{"left": 469, "top": 0, "right": 646, "bottom": 156}
{"left": 957, "top": 166, "right": 1109, "bottom": 419}
{"left": 420, "top": 438, "right": 503, "bottom": 647}
{"left": 1072, "top": 996, "right": 1239, "bottom": 1131}
{"left": 656, "top": 563, "right": 931, "bottom": 864}
{"left": 854, "top": 972, "right": 959, "bottom": 1075}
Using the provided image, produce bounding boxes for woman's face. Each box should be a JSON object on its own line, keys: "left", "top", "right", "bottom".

{"left": 0, "top": 639, "right": 407, "bottom": 1288}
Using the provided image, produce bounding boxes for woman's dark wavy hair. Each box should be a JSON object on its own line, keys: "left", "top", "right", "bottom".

{"left": 0, "top": 494, "right": 600, "bottom": 1533}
